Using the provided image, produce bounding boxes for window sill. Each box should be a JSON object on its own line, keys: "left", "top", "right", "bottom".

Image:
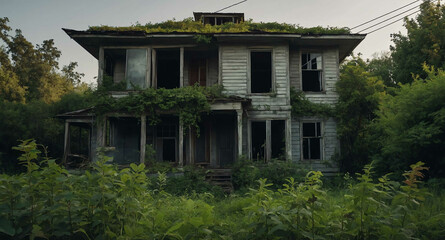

{"left": 247, "top": 92, "right": 277, "bottom": 97}
{"left": 303, "top": 91, "right": 326, "bottom": 95}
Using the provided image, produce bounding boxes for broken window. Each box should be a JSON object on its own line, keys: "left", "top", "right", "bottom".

{"left": 104, "top": 49, "right": 148, "bottom": 90}
{"left": 302, "top": 53, "right": 323, "bottom": 92}
{"left": 157, "top": 49, "right": 180, "bottom": 89}
{"left": 302, "top": 122, "right": 322, "bottom": 160}
{"left": 251, "top": 51, "right": 272, "bottom": 93}
{"left": 251, "top": 120, "right": 286, "bottom": 161}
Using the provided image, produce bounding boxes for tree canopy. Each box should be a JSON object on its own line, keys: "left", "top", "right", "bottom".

{"left": 0, "top": 17, "right": 84, "bottom": 103}
{"left": 391, "top": 1, "right": 445, "bottom": 84}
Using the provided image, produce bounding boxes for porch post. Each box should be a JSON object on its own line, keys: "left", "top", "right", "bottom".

{"left": 179, "top": 124, "right": 184, "bottom": 167}
{"left": 180, "top": 47, "right": 184, "bottom": 87}
{"left": 236, "top": 110, "right": 243, "bottom": 156}
{"left": 98, "top": 47, "right": 104, "bottom": 85}
{"left": 63, "top": 121, "right": 70, "bottom": 167}
{"left": 286, "top": 117, "right": 292, "bottom": 160}
{"left": 140, "top": 115, "right": 146, "bottom": 164}
{"left": 96, "top": 116, "right": 106, "bottom": 148}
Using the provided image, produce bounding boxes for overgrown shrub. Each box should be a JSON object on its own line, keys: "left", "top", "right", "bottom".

{"left": 1, "top": 140, "right": 444, "bottom": 239}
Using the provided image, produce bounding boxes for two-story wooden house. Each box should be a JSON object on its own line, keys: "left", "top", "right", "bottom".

{"left": 59, "top": 12, "right": 365, "bottom": 174}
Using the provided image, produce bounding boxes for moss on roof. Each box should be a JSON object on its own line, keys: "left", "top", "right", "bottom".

{"left": 88, "top": 17, "right": 350, "bottom": 35}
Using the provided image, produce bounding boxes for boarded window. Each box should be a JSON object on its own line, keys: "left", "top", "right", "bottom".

{"left": 251, "top": 121, "right": 266, "bottom": 161}
{"left": 157, "top": 49, "right": 180, "bottom": 89}
{"left": 302, "top": 122, "right": 322, "bottom": 160}
{"left": 302, "top": 53, "right": 323, "bottom": 92}
{"left": 271, "top": 120, "right": 285, "bottom": 159}
{"left": 251, "top": 51, "right": 272, "bottom": 93}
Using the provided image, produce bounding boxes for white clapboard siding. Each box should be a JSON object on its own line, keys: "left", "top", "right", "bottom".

{"left": 291, "top": 118, "right": 339, "bottom": 174}
{"left": 220, "top": 45, "right": 248, "bottom": 95}
{"left": 220, "top": 45, "right": 290, "bottom": 108}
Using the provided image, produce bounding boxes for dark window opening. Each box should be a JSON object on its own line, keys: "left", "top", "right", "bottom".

{"left": 302, "top": 122, "right": 321, "bottom": 160}
{"left": 162, "top": 139, "right": 176, "bottom": 162}
{"left": 252, "top": 121, "right": 266, "bottom": 161}
{"left": 251, "top": 51, "right": 272, "bottom": 93}
{"left": 302, "top": 53, "right": 323, "bottom": 92}
{"left": 109, "top": 117, "right": 141, "bottom": 164}
{"left": 157, "top": 49, "right": 180, "bottom": 89}
{"left": 104, "top": 49, "right": 126, "bottom": 84}
{"left": 148, "top": 116, "right": 178, "bottom": 162}
{"left": 271, "top": 120, "right": 286, "bottom": 159}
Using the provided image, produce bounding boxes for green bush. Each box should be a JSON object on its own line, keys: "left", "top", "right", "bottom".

{"left": 1, "top": 140, "right": 444, "bottom": 239}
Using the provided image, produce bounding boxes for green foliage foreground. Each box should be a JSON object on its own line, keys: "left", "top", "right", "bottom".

{"left": 1, "top": 140, "right": 445, "bottom": 239}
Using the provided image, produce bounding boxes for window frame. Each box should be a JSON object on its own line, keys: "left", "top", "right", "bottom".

{"left": 300, "top": 51, "right": 325, "bottom": 93}
{"left": 101, "top": 46, "right": 151, "bottom": 90}
{"left": 300, "top": 120, "right": 324, "bottom": 161}
{"left": 248, "top": 118, "right": 288, "bottom": 161}
{"left": 248, "top": 48, "right": 275, "bottom": 95}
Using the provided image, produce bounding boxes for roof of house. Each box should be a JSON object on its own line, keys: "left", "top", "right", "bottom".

{"left": 63, "top": 16, "right": 365, "bottom": 61}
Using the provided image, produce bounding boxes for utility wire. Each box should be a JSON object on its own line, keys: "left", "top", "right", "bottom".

{"left": 364, "top": 0, "right": 440, "bottom": 34}
{"left": 367, "top": 10, "right": 420, "bottom": 34}
{"left": 357, "top": 4, "right": 421, "bottom": 33}
{"left": 351, "top": 0, "right": 421, "bottom": 30}
{"left": 215, "top": 0, "right": 247, "bottom": 13}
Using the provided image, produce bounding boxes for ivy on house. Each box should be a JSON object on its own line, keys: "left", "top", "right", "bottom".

{"left": 290, "top": 88, "right": 334, "bottom": 118}
{"left": 92, "top": 85, "right": 225, "bottom": 130}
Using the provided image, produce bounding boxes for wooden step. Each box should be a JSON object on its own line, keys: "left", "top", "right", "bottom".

{"left": 205, "top": 169, "right": 233, "bottom": 193}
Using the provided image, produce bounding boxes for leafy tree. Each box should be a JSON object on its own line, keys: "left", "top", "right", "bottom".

{"left": 336, "top": 56, "right": 385, "bottom": 173}
{"left": 366, "top": 52, "right": 396, "bottom": 87}
{"left": 372, "top": 66, "right": 445, "bottom": 178}
{"left": 0, "top": 17, "right": 83, "bottom": 103}
{"left": 0, "top": 65, "right": 26, "bottom": 103}
{"left": 391, "top": 1, "right": 445, "bottom": 84}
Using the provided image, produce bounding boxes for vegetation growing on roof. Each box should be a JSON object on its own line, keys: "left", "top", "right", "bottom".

{"left": 88, "top": 18, "right": 351, "bottom": 35}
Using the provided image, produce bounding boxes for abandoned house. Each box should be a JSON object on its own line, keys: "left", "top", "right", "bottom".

{"left": 59, "top": 12, "right": 365, "bottom": 175}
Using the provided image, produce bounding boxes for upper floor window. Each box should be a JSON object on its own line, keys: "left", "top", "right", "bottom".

{"left": 302, "top": 122, "right": 322, "bottom": 160}
{"left": 104, "top": 48, "right": 147, "bottom": 90}
{"left": 156, "top": 49, "right": 180, "bottom": 89}
{"left": 250, "top": 51, "right": 272, "bottom": 93}
{"left": 302, "top": 53, "right": 323, "bottom": 92}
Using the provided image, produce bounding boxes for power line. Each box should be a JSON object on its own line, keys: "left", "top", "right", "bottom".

{"left": 367, "top": 10, "right": 420, "bottom": 34}
{"left": 357, "top": 4, "right": 420, "bottom": 33}
{"left": 351, "top": 0, "right": 421, "bottom": 30}
{"left": 215, "top": 0, "right": 247, "bottom": 13}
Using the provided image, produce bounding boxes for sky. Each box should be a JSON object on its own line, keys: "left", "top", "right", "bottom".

{"left": 0, "top": 0, "right": 417, "bottom": 84}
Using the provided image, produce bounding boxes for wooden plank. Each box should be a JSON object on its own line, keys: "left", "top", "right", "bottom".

{"left": 98, "top": 47, "right": 104, "bottom": 86}
{"left": 63, "top": 122, "right": 70, "bottom": 167}
{"left": 179, "top": 124, "right": 184, "bottom": 167}
{"left": 237, "top": 110, "right": 243, "bottom": 156}
{"left": 140, "top": 115, "right": 146, "bottom": 164}
{"left": 266, "top": 120, "right": 271, "bottom": 161}
{"left": 151, "top": 49, "right": 157, "bottom": 88}
{"left": 180, "top": 47, "right": 184, "bottom": 87}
